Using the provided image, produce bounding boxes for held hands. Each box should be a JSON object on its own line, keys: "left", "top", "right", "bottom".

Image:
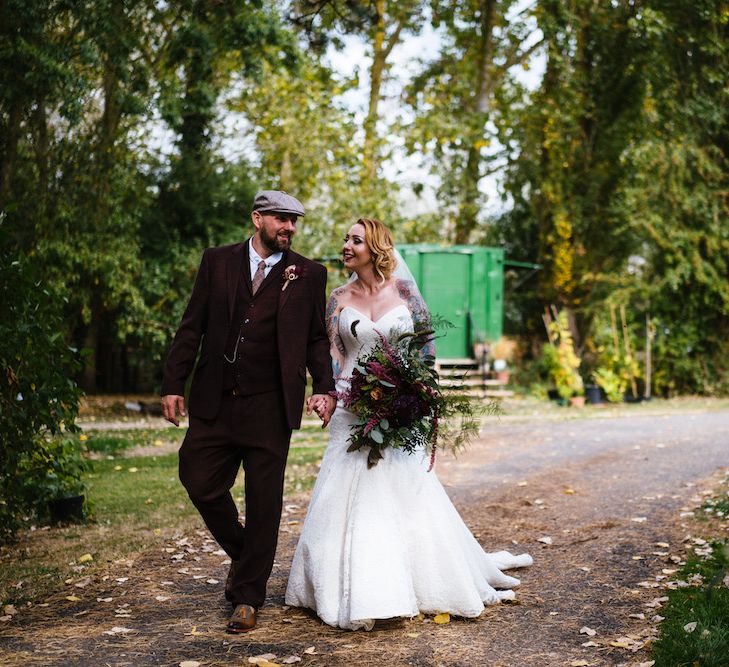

{"left": 161, "top": 394, "right": 187, "bottom": 427}
{"left": 306, "top": 393, "right": 336, "bottom": 428}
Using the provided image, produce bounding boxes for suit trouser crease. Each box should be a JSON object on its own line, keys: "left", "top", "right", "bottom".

{"left": 179, "top": 392, "right": 291, "bottom": 608}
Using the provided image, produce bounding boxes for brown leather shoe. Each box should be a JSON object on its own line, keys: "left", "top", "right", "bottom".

{"left": 227, "top": 603, "right": 257, "bottom": 633}
{"left": 224, "top": 559, "right": 239, "bottom": 602}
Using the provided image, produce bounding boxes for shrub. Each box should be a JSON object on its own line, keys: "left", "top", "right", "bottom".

{"left": 0, "top": 250, "right": 83, "bottom": 541}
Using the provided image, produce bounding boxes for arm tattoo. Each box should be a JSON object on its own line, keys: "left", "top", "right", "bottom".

{"left": 396, "top": 279, "right": 436, "bottom": 358}
{"left": 326, "top": 291, "right": 346, "bottom": 358}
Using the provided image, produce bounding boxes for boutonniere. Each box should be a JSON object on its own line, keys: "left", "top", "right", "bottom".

{"left": 282, "top": 264, "right": 303, "bottom": 291}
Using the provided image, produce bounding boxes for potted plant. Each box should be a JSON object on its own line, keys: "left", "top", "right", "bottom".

{"left": 21, "top": 435, "right": 89, "bottom": 523}
{"left": 542, "top": 311, "right": 584, "bottom": 406}
{"left": 490, "top": 337, "right": 516, "bottom": 384}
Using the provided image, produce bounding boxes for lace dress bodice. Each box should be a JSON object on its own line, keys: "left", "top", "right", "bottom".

{"left": 335, "top": 304, "right": 413, "bottom": 394}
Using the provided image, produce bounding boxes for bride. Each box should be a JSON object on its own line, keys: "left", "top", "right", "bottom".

{"left": 285, "top": 218, "right": 532, "bottom": 631}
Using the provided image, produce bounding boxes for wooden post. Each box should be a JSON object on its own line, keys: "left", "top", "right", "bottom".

{"left": 620, "top": 305, "right": 638, "bottom": 399}
{"left": 542, "top": 306, "right": 555, "bottom": 345}
{"left": 645, "top": 311, "right": 652, "bottom": 400}
{"left": 610, "top": 305, "right": 620, "bottom": 355}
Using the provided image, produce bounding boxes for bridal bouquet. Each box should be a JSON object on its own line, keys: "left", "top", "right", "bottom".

{"left": 338, "top": 329, "right": 481, "bottom": 469}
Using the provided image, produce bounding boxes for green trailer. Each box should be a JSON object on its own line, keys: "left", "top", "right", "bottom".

{"left": 398, "top": 244, "right": 504, "bottom": 360}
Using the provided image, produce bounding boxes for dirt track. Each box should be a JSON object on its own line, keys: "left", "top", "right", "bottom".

{"left": 2, "top": 408, "right": 728, "bottom": 666}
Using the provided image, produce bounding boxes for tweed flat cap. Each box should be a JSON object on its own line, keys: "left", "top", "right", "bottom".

{"left": 252, "top": 190, "right": 305, "bottom": 217}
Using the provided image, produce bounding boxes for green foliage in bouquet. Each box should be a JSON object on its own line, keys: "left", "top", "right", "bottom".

{"left": 339, "top": 329, "right": 487, "bottom": 469}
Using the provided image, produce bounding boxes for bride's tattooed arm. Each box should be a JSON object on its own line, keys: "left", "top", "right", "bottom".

{"left": 396, "top": 279, "right": 436, "bottom": 359}
{"left": 326, "top": 288, "right": 347, "bottom": 378}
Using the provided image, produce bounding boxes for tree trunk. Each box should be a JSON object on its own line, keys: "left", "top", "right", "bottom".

{"left": 454, "top": 0, "right": 496, "bottom": 243}
{"left": 0, "top": 100, "right": 24, "bottom": 210}
{"left": 362, "top": 0, "right": 387, "bottom": 183}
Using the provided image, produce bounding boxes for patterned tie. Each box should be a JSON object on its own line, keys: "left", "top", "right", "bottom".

{"left": 251, "top": 260, "right": 267, "bottom": 295}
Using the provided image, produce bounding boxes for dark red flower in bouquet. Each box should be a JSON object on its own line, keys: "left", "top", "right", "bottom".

{"left": 392, "top": 394, "right": 422, "bottom": 427}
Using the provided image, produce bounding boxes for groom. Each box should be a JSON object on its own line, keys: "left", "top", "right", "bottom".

{"left": 161, "top": 190, "right": 336, "bottom": 633}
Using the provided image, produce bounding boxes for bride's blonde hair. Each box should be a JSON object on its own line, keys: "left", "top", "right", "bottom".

{"left": 356, "top": 218, "right": 396, "bottom": 283}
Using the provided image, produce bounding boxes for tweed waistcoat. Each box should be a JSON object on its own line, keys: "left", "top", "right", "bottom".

{"left": 222, "top": 263, "right": 283, "bottom": 395}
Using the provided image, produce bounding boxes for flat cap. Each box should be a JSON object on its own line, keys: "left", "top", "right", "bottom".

{"left": 252, "top": 190, "right": 305, "bottom": 217}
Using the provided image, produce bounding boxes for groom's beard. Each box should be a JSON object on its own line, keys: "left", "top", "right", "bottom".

{"left": 261, "top": 227, "right": 293, "bottom": 253}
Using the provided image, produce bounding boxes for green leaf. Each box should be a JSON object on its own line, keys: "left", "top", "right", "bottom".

{"left": 370, "top": 429, "right": 384, "bottom": 444}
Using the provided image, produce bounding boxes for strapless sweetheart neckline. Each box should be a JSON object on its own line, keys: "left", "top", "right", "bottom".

{"left": 340, "top": 304, "right": 410, "bottom": 324}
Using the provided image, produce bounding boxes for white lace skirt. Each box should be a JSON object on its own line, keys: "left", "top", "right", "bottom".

{"left": 284, "top": 407, "right": 533, "bottom": 630}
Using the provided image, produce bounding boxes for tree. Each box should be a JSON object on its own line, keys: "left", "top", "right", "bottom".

{"left": 405, "top": 0, "right": 541, "bottom": 242}
{"left": 613, "top": 0, "right": 729, "bottom": 394}
{"left": 493, "top": 0, "right": 652, "bottom": 355}
{"left": 292, "top": 0, "right": 427, "bottom": 188}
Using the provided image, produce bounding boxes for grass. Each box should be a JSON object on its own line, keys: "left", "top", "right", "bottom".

{"left": 81, "top": 422, "right": 328, "bottom": 456}
{"left": 651, "top": 475, "right": 729, "bottom": 667}
{"left": 81, "top": 427, "right": 180, "bottom": 455}
{"left": 0, "top": 443, "right": 326, "bottom": 607}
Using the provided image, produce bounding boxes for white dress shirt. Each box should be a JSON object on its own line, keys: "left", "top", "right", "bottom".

{"left": 248, "top": 239, "right": 283, "bottom": 280}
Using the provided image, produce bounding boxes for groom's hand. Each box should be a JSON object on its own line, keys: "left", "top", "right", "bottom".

{"left": 161, "top": 394, "right": 186, "bottom": 427}
{"left": 306, "top": 394, "right": 336, "bottom": 428}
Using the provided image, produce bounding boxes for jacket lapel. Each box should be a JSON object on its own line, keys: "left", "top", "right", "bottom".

{"left": 227, "top": 242, "right": 247, "bottom": 323}
{"left": 277, "top": 251, "right": 297, "bottom": 314}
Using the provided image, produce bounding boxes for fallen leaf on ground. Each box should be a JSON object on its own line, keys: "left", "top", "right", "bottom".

{"left": 97, "top": 597, "right": 113, "bottom": 603}
{"left": 77, "top": 554, "right": 93, "bottom": 564}
{"left": 433, "top": 613, "right": 450, "bottom": 624}
{"left": 579, "top": 626, "right": 597, "bottom": 636}
{"left": 155, "top": 596, "right": 169, "bottom": 602}
{"left": 103, "top": 626, "right": 135, "bottom": 635}
{"left": 683, "top": 621, "right": 697, "bottom": 633}
{"left": 538, "top": 536, "right": 553, "bottom": 545}
{"left": 180, "top": 662, "right": 201, "bottom": 667}
{"left": 248, "top": 654, "right": 278, "bottom": 666}
{"left": 629, "top": 613, "right": 645, "bottom": 620}
{"left": 206, "top": 579, "right": 219, "bottom": 585}
{"left": 564, "top": 488, "right": 576, "bottom": 495}
{"left": 570, "top": 661, "right": 590, "bottom": 666}
{"left": 184, "top": 626, "right": 205, "bottom": 636}
{"left": 3, "top": 605, "right": 17, "bottom": 616}
{"left": 65, "top": 595, "right": 81, "bottom": 602}
{"left": 0, "top": 616, "right": 12, "bottom": 622}
{"left": 281, "top": 658, "right": 301, "bottom": 665}
{"left": 631, "top": 517, "right": 647, "bottom": 523}
{"left": 303, "top": 647, "right": 317, "bottom": 655}
{"left": 581, "top": 641, "right": 599, "bottom": 647}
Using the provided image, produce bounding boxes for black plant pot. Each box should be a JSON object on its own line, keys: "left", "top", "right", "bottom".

{"left": 584, "top": 384, "right": 605, "bottom": 404}
{"left": 547, "top": 389, "right": 560, "bottom": 401}
{"left": 49, "top": 494, "right": 85, "bottom": 523}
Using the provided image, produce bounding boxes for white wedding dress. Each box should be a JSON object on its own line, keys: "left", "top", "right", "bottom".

{"left": 285, "top": 305, "right": 533, "bottom": 630}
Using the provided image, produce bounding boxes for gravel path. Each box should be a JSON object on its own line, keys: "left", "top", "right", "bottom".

{"left": 2, "top": 408, "right": 728, "bottom": 666}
